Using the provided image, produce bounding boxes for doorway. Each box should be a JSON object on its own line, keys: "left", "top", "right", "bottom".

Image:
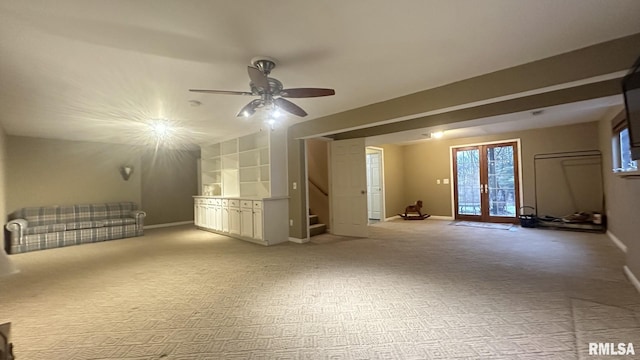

{"left": 452, "top": 141, "right": 520, "bottom": 223}
{"left": 366, "top": 147, "right": 385, "bottom": 223}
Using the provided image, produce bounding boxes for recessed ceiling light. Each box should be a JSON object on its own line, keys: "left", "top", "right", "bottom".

{"left": 532, "top": 109, "right": 544, "bottom": 116}
{"left": 432, "top": 131, "right": 444, "bottom": 139}
{"left": 189, "top": 100, "right": 202, "bottom": 107}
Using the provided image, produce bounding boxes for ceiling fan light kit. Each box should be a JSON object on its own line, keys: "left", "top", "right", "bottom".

{"left": 190, "top": 57, "right": 335, "bottom": 119}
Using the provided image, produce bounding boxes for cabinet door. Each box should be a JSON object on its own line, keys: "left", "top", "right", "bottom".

{"left": 213, "top": 205, "right": 221, "bottom": 231}
{"left": 253, "top": 209, "right": 263, "bottom": 240}
{"left": 229, "top": 207, "right": 241, "bottom": 235}
{"left": 205, "top": 205, "right": 213, "bottom": 229}
{"left": 222, "top": 207, "right": 230, "bottom": 232}
{"left": 240, "top": 208, "right": 253, "bottom": 237}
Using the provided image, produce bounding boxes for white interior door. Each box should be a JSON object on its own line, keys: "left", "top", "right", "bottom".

{"left": 330, "top": 138, "right": 368, "bottom": 237}
{"left": 367, "top": 152, "right": 382, "bottom": 220}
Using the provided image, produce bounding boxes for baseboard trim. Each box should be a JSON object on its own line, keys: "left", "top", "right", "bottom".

{"left": 623, "top": 266, "right": 640, "bottom": 294}
{"left": 385, "top": 215, "right": 401, "bottom": 221}
{"left": 429, "top": 216, "right": 454, "bottom": 221}
{"left": 606, "top": 231, "right": 627, "bottom": 253}
{"left": 289, "top": 237, "right": 309, "bottom": 244}
{"left": 145, "top": 221, "right": 194, "bottom": 230}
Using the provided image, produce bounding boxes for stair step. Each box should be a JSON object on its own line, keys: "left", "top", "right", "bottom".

{"left": 309, "top": 223, "right": 327, "bottom": 237}
{"left": 309, "top": 214, "right": 319, "bottom": 225}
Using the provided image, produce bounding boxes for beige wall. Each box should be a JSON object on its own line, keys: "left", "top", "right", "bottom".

{"left": 5, "top": 136, "right": 197, "bottom": 227}
{"left": 6, "top": 136, "right": 141, "bottom": 212}
{"left": 306, "top": 139, "right": 329, "bottom": 227}
{"left": 402, "top": 122, "right": 600, "bottom": 217}
{"left": 378, "top": 144, "right": 405, "bottom": 217}
{"left": 0, "top": 127, "right": 6, "bottom": 227}
{"left": 141, "top": 148, "right": 198, "bottom": 225}
{"left": 598, "top": 109, "right": 640, "bottom": 277}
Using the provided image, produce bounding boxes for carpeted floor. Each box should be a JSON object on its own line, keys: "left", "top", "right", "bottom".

{"left": 0, "top": 220, "right": 638, "bottom": 359}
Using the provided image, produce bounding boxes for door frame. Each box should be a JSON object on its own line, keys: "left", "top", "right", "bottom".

{"left": 449, "top": 138, "right": 523, "bottom": 221}
{"left": 365, "top": 146, "right": 386, "bottom": 222}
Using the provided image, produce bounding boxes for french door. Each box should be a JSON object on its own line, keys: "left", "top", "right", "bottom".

{"left": 453, "top": 141, "right": 520, "bottom": 223}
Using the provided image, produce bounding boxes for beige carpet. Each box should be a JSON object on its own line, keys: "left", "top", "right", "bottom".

{"left": 0, "top": 220, "right": 638, "bottom": 359}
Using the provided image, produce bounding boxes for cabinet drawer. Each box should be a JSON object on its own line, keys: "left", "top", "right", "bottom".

{"left": 221, "top": 199, "right": 229, "bottom": 206}
{"left": 206, "top": 199, "right": 215, "bottom": 205}
{"left": 214, "top": 199, "right": 222, "bottom": 205}
{"left": 253, "top": 201, "right": 262, "bottom": 210}
{"left": 228, "top": 199, "right": 240, "bottom": 207}
{"left": 240, "top": 200, "right": 253, "bottom": 209}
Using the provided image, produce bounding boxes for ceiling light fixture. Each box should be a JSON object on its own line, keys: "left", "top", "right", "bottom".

{"left": 432, "top": 131, "right": 444, "bottom": 139}
{"left": 150, "top": 120, "right": 171, "bottom": 139}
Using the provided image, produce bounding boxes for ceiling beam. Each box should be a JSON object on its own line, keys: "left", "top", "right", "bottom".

{"left": 289, "top": 33, "right": 640, "bottom": 139}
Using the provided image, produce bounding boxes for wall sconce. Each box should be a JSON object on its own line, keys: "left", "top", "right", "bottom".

{"left": 119, "top": 165, "right": 134, "bottom": 181}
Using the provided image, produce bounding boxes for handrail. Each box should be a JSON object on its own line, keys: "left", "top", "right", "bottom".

{"left": 308, "top": 178, "right": 328, "bottom": 197}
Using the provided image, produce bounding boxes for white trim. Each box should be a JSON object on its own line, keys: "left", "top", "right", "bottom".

{"left": 385, "top": 215, "right": 401, "bottom": 221}
{"left": 145, "top": 221, "right": 193, "bottom": 229}
{"left": 429, "top": 215, "right": 455, "bottom": 221}
{"left": 289, "top": 237, "right": 309, "bottom": 244}
{"left": 449, "top": 138, "right": 523, "bottom": 220}
{"left": 298, "top": 71, "right": 628, "bottom": 139}
{"left": 624, "top": 266, "right": 640, "bottom": 294}
{"left": 607, "top": 230, "right": 627, "bottom": 253}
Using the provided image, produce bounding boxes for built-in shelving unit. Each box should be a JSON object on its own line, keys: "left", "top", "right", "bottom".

{"left": 200, "top": 129, "right": 286, "bottom": 198}
{"left": 197, "top": 128, "right": 288, "bottom": 245}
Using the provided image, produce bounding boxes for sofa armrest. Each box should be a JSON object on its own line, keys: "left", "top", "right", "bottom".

{"left": 6, "top": 219, "right": 28, "bottom": 245}
{"left": 130, "top": 210, "right": 146, "bottom": 229}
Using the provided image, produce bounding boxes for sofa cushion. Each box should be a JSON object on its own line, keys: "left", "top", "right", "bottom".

{"left": 65, "top": 221, "right": 106, "bottom": 230}
{"left": 103, "top": 218, "right": 136, "bottom": 226}
{"left": 25, "top": 223, "right": 66, "bottom": 235}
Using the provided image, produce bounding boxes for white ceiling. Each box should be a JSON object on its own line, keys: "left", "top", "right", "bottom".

{"left": 1, "top": 0, "right": 639, "bottom": 147}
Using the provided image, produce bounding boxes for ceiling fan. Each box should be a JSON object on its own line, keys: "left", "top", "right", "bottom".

{"left": 189, "top": 57, "right": 335, "bottom": 118}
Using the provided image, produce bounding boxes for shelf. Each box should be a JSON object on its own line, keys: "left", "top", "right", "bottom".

{"left": 260, "top": 165, "right": 269, "bottom": 181}
{"left": 221, "top": 139, "right": 238, "bottom": 155}
{"left": 239, "top": 167, "right": 259, "bottom": 182}
{"left": 239, "top": 132, "right": 269, "bottom": 152}
{"left": 201, "top": 158, "right": 221, "bottom": 171}
{"left": 239, "top": 150, "right": 260, "bottom": 167}
{"left": 221, "top": 154, "right": 239, "bottom": 169}
{"left": 201, "top": 143, "right": 221, "bottom": 159}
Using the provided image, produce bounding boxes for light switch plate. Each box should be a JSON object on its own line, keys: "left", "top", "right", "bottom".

{"left": 443, "top": 178, "right": 449, "bottom": 184}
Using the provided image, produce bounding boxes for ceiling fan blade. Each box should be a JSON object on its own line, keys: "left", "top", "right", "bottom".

{"left": 247, "top": 66, "right": 269, "bottom": 91}
{"left": 189, "top": 89, "right": 253, "bottom": 95}
{"left": 274, "top": 98, "right": 307, "bottom": 117}
{"left": 280, "top": 88, "right": 335, "bottom": 98}
{"left": 236, "top": 99, "right": 262, "bottom": 117}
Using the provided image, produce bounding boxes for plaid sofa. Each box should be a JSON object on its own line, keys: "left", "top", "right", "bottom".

{"left": 5, "top": 202, "right": 146, "bottom": 254}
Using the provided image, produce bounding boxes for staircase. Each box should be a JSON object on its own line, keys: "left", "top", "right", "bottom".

{"left": 309, "top": 213, "right": 327, "bottom": 237}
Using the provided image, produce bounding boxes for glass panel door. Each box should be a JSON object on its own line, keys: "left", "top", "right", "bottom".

{"left": 454, "top": 147, "right": 482, "bottom": 220}
{"left": 486, "top": 144, "right": 518, "bottom": 221}
{"left": 453, "top": 142, "right": 520, "bottom": 222}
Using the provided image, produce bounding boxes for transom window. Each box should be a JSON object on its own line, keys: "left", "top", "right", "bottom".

{"left": 613, "top": 119, "right": 638, "bottom": 173}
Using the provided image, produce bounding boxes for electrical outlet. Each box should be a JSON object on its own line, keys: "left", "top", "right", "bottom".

{"left": 443, "top": 178, "right": 449, "bottom": 184}
{"left": 290, "top": 219, "right": 293, "bottom": 226}
{"left": 436, "top": 179, "right": 441, "bottom": 184}
{"left": 293, "top": 182, "right": 297, "bottom": 190}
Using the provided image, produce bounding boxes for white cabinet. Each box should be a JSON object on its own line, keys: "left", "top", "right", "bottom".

{"left": 228, "top": 200, "right": 241, "bottom": 235}
{"left": 252, "top": 201, "right": 263, "bottom": 240}
{"left": 240, "top": 200, "right": 254, "bottom": 238}
{"left": 193, "top": 196, "right": 288, "bottom": 245}
{"left": 212, "top": 199, "right": 222, "bottom": 231}
{"left": 221, "top": 199, "right": 230, "bottom": 233}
